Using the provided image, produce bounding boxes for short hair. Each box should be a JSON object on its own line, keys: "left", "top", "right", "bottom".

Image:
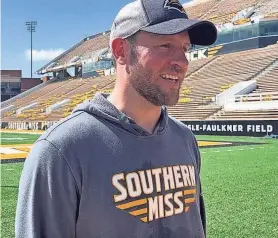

{"left": 111, "top": 31, "right": 139, "bottom": 68}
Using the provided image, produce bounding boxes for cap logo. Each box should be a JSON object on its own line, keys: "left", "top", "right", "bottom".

{"left": 164, "top": 0, "right": 187, "bottom": 14}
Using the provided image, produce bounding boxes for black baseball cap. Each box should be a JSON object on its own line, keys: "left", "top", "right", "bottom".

{"left": 110, "top": 0, "right": 218, "bottom": 47}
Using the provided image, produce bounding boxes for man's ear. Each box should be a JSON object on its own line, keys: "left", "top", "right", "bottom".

{"left": 111, "top": 38, "right": 127, "bottom": 66}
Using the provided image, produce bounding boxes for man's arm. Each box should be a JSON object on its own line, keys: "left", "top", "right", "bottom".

{"left": 192, "top": 135, "right": 206, "bottom": 235}
{"left": 199, "top": 183, "right": 206, "bottom": 236}
{"left": 15, "top": 139, "right": 79, "bottom": 238}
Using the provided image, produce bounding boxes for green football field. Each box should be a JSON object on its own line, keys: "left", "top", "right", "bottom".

{"left": 1, "top": 132, "right": 278, "bottom": 237}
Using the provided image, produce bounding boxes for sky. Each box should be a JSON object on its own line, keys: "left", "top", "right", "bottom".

{"left": 2, "top": 0, "right": 193, "bottom": 78}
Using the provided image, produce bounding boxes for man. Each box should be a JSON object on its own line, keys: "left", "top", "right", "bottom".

{"left": 15, "top": 0, "right": 217, "bottom": 237}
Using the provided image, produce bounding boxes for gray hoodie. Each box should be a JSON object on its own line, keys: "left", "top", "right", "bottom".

{"left": 15, "top": 93, "right": 206, "bottom": 238}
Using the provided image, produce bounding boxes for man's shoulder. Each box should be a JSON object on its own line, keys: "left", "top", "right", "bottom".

{"left": 38, "top": 111, "right": 105, "bottom": 148}
{"left": 168, "top": 115, "right": 195, "bottom": 137}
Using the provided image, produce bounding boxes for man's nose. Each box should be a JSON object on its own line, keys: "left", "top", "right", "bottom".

{"left": 170, "top": 49, "right": 189, "bottom": 72}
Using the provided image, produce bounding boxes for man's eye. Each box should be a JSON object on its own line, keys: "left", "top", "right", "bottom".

{"left": 160, "top": 44, "right": 171, "bottom": 48}
{"left": 183, "top": 45, "right": 191, "bottom": 52}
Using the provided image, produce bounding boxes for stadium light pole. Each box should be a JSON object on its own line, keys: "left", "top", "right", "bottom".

{"left": 25, "top": 21, "right": 37, "bottom": 78}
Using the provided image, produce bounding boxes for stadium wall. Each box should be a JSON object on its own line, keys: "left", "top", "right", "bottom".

{"left": 182, "top": 120, "right": 278, "bottom": 137}
{"left": 1, "top": 120, "right": 278, "bottom": 137}
{"left": 21, "top": 78, "right": 42, "bottom": 92}
{"left": 188, "top": 36, "right": 278, "bottom": 60}
{"left": 218, "top": 36, "right": 278, "bottom": 55}
{"left": 1, "top": 121, "right": 57, "bottom": 131}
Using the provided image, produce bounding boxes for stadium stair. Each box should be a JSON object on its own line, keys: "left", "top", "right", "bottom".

{"left": 251, "top": 60, "right": 278, "bottom": 93}
{"left": 187, "top": 56, "right": 219, "bottom": 78}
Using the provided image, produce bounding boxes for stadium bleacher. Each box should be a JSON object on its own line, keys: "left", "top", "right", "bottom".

{"left": 184, "top": 0, "right": 263, "bottom": 24}
{"left": 213, "top": 109, "right": 278, "bottom": 120}
{"left": 254, "top": 0, "right": 278, "bottom": 17}
{"left": 184, "top": 0, "right": 219, "bottom": 19}
{"left": 2, "top": 76, "right": 115, "bottom": 122}
{"left": 44, "top": 32, "right": 110, "bottom": 70}
{"left": 185, "top": 57, "right": 215, "bottom": 77}
{"left": 255, "top": 65, "right": 278, "bottom": 92}
{"left": 206, "top": 0, "right": 260, "bottom": 23}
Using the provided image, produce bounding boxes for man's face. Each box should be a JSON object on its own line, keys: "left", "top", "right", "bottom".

{"left": 126, "top": 31, "right": 190, "bottom": 106}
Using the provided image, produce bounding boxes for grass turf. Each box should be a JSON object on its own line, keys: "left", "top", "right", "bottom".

{"left": 199, "top": 137, "right": 278, "bottom": 237}
{"left": 1, "top": 163, "right": 24, "bottom": 238}
{"left": 1, "top": 133, "right": 278, "bottom": 237}
{"left": 1, "top": 132, "right": 40, "bottom": 145}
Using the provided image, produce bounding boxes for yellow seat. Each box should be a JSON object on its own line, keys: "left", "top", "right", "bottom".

{"left": 178, "top": 98, "right": 192, "bottom": 103}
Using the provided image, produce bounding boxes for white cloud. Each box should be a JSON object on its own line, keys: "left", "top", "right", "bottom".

{"left": 183, "top": 0, "right": 210, "bottom": 7}
{"left": 25, "top": 48, "right": 65, "bottom": 61}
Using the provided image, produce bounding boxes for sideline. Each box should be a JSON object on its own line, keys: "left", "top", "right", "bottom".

{"left": 1, "top": 129, "right": 44, "bottom": 135}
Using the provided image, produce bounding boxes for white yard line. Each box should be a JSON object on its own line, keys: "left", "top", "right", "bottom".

{"left": 202, "top": 146, "right": 266, "bottom": 154}
{"left": 1, "top": 131, "right": 43, "bottom": 135}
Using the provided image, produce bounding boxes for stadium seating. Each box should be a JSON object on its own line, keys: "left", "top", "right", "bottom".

{"left": 213, "top": 109, "right": 278, "bottom": 120}
{"left": 185, "top": 57, "right": 215, "bottom": 77}
{"left": 183, "top": 0, "right": 260, "bottom": 24}
{"left": 2, "top": 76, "right": 115, "bottom": 122}
{"left": 182, "top": 44, "right": 278, "bottom": 103}
{"left": 184, "top": 0, "right": 277, "bottom": 25}
{"left": 204, "top": 0, "right": 260, "bottom": 24}
{"left": 190, "top": 45, "right": 278, "bottom": 80}
{"left": 54, "top": 33, "right": 110, "bottom": 67}
{"left": 167, "top": 104, "right": 222, "bottom": 120}
{"left": 254, "top": 0, "right": 278, "bottom": 17}
{"left": 184, "top": 0, "right": 219, "bottom": 19}
{"left": 255, "top": 65, "right": 278, "bottom": 93}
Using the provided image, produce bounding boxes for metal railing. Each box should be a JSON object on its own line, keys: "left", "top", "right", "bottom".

{"left": 234, "top": 91, "right": 278, "bottom": 103}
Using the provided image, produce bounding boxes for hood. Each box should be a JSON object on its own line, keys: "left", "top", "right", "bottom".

{"left": 72, "top": 93, "right": 168, "bottom": 136}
